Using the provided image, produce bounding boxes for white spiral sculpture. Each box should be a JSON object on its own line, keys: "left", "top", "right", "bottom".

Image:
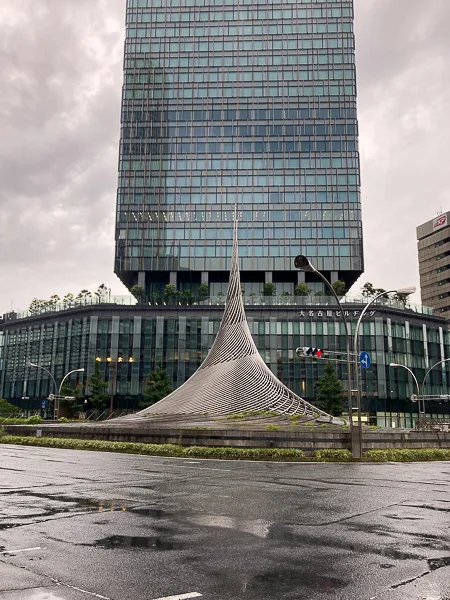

{"left": 138, "top": 221, "right": 332, "bottom": 419}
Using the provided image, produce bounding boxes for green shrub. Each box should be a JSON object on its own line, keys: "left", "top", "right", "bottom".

{"left": 364, "top": 448, "right": 450, "bottom": 462}
{"left": 0, "top": 418, "right": 28, "bottom": 425}
{"left": 314, "top": 449, "right": 353, "bottom": 462}
{"left": 265, "top": 424, "right": 280, "bottom": 431}
{"left": 57, "top": 417, "right": 70, "bottom": 423}
{"left": 26, "top": 416, "right": 43, "bottom": 425}
{"left": 0, "top": 436, "right": 306, "bottom": 461}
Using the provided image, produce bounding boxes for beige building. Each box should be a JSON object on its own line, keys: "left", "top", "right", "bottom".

{"left": 417, "top": 212, "right": 450, "bottom": 319}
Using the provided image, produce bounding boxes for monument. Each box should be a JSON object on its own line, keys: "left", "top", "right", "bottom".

{"left": 138, "top": 221, "right": 334, "bottom": 421}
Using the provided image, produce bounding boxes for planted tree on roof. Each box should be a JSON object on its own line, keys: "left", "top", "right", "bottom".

{"left": 294, "top": 283, "right": 312, "bottom": 296}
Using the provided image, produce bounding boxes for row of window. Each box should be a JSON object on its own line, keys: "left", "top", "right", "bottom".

{"left": 120, "top": 139, "right": 358, "bottom": 156}
{"left": 128, "top": 6, "right": 352, "bottom": 20}
{"left": 126, "top": 36, "right": 354, "bottom": 53}
{"left": 122, "top": 104, "right": 357, "bottom": 123}
{"left": 119, "top": 226, "right": 359, "bottom": 241}
{"left": 118, "top": 171, "right": 359, "bottom": 187}
{"left": 124, "top": 51, "right": 354, "bottom": 70}
{"left": 117, "top": 208, "right": 361, "bottom": 222}
{"left": 122, "top": 123, "right": 357, "bottom": 138}
{"left": 128, "top": 22, "right": 352, "bottom": 35}
{"left": 128, "top": 0, "right": 350, "bottom": 8}
{"left": 124, "top": 84, "right": 355, "bottom": 101}
{"left": 124, "top": 244, "right": 354, "bottom": 258}
{"left": 120, "top": 152, "right": 359, "bottom": 171}
{"left": 125, "top": 68, "right": 355, "bottom": 85}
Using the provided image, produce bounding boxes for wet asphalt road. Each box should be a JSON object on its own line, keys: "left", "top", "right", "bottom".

{"left": 1, "top": 445, "right": 450, "bottom": 600}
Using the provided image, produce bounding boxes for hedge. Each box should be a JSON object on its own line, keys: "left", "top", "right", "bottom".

{"left": 314, "top": 449, "right": 354, "bottom": 462}
{"left": 0, "top": 435, "right": 306, "bottom": 461}
{"left": 364, "top": 448, "right": 450, "bottom": 462}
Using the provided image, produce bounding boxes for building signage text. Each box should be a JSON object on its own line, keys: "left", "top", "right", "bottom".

{"left": 298, "top": 310, "right": 376, "bottom": 319}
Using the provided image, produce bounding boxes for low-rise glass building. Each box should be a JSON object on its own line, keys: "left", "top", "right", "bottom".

{"left": 1, "top": 296, "right": 449, "bottom": 427}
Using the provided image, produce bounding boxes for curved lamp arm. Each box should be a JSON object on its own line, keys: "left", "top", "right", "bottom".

{"left": 421, "top": 357, "right": 450, "bottom": 402}
{"left": 58, "top": 369, "right": 85, "bottom": 395}
{"left": 28, "top": 362, "right": 57, "bottom": 394}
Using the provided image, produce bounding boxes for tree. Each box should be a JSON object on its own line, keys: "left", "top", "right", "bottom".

{"left": 294, "top": 283, "right": 312, "bottom": 296}
{"left": 315, "top": 362, "right": 345, "bottom": 416}
{"left": 59, "top": 381, "right": 83, "bottom": 417}
{"left": 315, "top": 291, "right": 325, "bottom": 297}
{"left": 49, "top": 295, "right": 60, "bottom": 308}
{"left": 393, "top": 292, "right": 409, "bottom": 306}
{"left": 180, "top": 289, "right": 195, "bottom": 305}
{"left": 95, "top": 284, "right": 109, "bottom": 302}
{"left": 361, "top": 282, "right": 386, "bottom": 299}
{"left": 76, "top": 289, "right": 92, "bottom": 304}
{"left": 197, "top": 283, "right": 209, "bottom": 300}
{"left": 331, "top": 280, "right": 347, "bottom": 297}
{"left": 361, "top": 282, "right": 376, "bottom": 299}
{"left": 139, "top": 366, "right": 173, "bottom": 409}
{"left": 130, "top": 285, "right": 146, "bottom": 304}
{"left": 62, "top": 293, "right": 75, "bottom": 308}
{"left": 87, "top": 361, "right": 109, "bottom": 410}
{"left": 0, "top": 398, "right": 20, "bottom": 416}
{"left": 29, "top": 298, "right": 44, "bottom": 315}
{"left": 263, "top": 283, "right": 276, "bottom": 297}
{"left": 164, "top": 284, "right": 179, "bottom": 303}
{"left": 281, "top": 291, "right": 292, "bottom": 297}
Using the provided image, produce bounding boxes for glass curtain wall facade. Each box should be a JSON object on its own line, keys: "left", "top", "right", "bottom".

{"left": 1, "top": 303, "right": 448, "bottom": 427}
{"left": 115, "top": 0, "right": 363, "bottom": 298}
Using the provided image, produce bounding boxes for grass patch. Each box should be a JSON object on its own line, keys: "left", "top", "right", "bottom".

{"left": 264, "top": 424, "right": 280, "bottom": 431}
{"left": 226, "top": 410, "right": 279, "bottom": 420}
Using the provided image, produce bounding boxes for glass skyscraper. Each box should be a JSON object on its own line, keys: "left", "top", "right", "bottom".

{"left": 115, "top": 0, "right": 363, "bottom": 299}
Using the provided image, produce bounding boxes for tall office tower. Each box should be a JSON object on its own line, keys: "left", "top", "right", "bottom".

{"left": 115, "top": 0, "right": 363, "bottom": 299}
{"left": 417, "top": 212, "right": 450, "bottom": 319}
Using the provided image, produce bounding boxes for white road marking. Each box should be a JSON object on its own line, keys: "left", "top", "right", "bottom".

{"left": 0, "top": 546, "right": 44, "bottom": 554}
{"left": 152, "top": 593, "right": 202, "bottom": 600}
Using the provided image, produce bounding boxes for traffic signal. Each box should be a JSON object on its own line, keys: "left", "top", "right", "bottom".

{"left": 296, "top": 347, "right": 324, "bottom": 358}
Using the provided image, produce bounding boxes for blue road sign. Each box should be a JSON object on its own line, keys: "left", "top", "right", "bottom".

{"left": 360, "top": 351, "right": 371, "bottom": 369}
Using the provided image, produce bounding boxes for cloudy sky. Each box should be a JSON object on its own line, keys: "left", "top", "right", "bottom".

{"left": 1, "top": 0, "right": 449, "bottom": 313}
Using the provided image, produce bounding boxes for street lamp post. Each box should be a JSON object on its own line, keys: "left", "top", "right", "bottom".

{"left": 354, "top": 288, "right": 415, "bottom": 431}
{"left": 294, "top": 256, "right": 357, "bottom": 455}
{"left": 56, "top": 368, "right": 85, "bottom": 420}
{"left": 28, "top": 363, "right": 84, "bottom": 420}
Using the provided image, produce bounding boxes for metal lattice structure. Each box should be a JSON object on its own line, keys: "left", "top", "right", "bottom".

{"left": 138, "top": 222, "right": 333, "bottom": 419}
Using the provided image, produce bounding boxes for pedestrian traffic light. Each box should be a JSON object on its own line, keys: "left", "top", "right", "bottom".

{"left": 296, "top": 347, "right": 324, "bottom": 359}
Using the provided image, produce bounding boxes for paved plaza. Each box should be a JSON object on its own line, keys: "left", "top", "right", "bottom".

{"left": 1, "top": 444, "right": 450, "bottom": 599}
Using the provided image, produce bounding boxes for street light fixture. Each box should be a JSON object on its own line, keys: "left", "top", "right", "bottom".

{"left": 28, "top": 362, "right": 85, "bottom": 420}
{"left": 294, "top": 255, "right": 356, "bottom": 454}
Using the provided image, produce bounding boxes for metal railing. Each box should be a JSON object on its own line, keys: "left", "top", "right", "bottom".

{"left": 10, "top": 293, "right": 434, "bottom": 321}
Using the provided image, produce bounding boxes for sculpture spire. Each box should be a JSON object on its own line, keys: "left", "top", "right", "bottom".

{"left": 138, "top": 221, "right": 332, "bottom": 419}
